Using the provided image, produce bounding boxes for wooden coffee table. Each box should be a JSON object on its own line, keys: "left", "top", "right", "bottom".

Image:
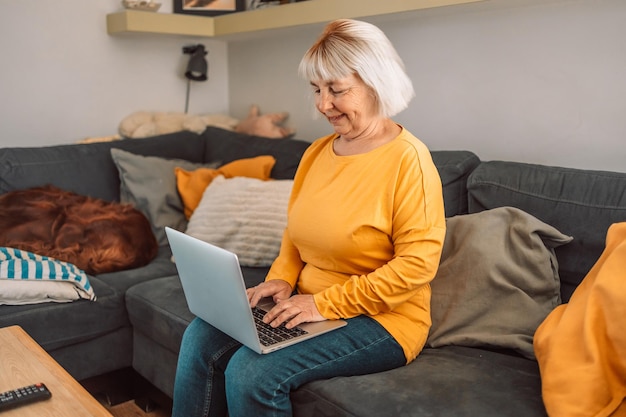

{"left": 0, "top": 325, "right": 113, "bottom": 417}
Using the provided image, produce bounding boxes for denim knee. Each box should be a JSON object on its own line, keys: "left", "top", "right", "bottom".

{"left": 225, "top": 347, "right": 291, "bottom": 416}
{"left": 173, "top": 318, "right": 241, "bottom": 417}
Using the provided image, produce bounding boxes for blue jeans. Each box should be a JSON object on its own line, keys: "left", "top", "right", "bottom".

{"left": 172, "top": 315, "right": 406, "bottom": 417}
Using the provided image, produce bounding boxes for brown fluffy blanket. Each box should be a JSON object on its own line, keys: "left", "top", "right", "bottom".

{"left": 0, "top": 185, "right": 158, "bottom": 274}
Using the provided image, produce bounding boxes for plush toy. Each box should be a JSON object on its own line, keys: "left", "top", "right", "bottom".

{"left": 118, "top": 111, "right": 240, "bottom": 139}
{"left": 234, "top": 105, "right": 295, "bottom": 139}
{"left": 118, "top": 105, "right": 294, "bottom": 139}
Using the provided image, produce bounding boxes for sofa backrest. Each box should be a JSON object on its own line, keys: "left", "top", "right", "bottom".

{"left": 0, "top": 126, "right": 479, "bottom": 219}
{"left": 467, "top": 161, "right": 626, "bottom": 302}
{"left": 0, "top": 131, "right": 206, "bottom": 202}
{"left": 431, "top": 151, "right": 481, "bottom": 217}
{"left": 201, "top": 127, "right": 311, "bottom": 180}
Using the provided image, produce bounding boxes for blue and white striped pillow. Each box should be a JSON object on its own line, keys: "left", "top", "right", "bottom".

{"left": 0, "top": 247, "right": 96, "bottom": 305}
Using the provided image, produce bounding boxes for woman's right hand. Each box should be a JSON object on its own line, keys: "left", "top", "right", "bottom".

{"left": 246, "top": 279, "right": 293, "bottom": 308}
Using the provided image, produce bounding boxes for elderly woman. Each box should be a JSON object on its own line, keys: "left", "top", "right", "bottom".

{"left": 172, "top": 18, "right": 446, "bottom": 417}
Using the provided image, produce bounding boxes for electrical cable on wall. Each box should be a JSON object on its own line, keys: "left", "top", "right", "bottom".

{"left": 183, "top": 44, "right": 208, "bottom": 113}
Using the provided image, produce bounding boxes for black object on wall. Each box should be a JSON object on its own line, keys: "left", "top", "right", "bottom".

{"left": 183, "top": 44, "right": 208, "bottom": 113}
{"left": 183, "top": 44, "right": 208, "bottom": 81}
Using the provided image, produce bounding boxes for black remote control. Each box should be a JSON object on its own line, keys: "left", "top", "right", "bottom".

{"left": 0, "top": 383, "right": 52, "bottom": 412}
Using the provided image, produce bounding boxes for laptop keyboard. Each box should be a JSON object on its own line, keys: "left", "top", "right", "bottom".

{"left": 252, "top": 307, "right": 308, "bottom": 346}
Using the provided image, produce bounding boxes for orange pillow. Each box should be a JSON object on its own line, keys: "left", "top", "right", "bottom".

{"left": 176, "top": 155, "right": 276, "bottom": 218}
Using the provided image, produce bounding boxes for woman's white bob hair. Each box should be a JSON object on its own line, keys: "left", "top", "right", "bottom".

{"left": 299, "top": 19, "right": 415, "bottom": 118}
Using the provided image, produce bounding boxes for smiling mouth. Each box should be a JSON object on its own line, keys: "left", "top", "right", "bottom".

{"left": 327, "top": 114, "right": 344, "bottom": 124}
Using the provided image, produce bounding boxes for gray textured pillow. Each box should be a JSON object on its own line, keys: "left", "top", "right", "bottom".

{"left": 110, "top": 148, "right": 219, "bottom": 245}
{"left": 426, "top": 207, "right": 573, "bottom": 359}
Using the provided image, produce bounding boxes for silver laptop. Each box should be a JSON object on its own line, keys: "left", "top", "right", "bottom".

{"left": 165, "top": 227, "right": 347, "bottom": 354}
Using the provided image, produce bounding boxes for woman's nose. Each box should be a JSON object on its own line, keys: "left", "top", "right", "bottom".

{"left": 316, "top": 91, "right": 333, "bottom": 113}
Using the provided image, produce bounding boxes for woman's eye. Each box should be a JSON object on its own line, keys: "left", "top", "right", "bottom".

{"left": 311, "top": 86, "right": 345, "bottom": 95}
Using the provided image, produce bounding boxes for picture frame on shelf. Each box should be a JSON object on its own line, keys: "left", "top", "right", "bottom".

{"left": 173, "top": 0, "right": 245, "bottom": 16}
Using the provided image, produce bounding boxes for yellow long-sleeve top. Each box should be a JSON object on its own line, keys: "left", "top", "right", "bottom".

{"left": 265, "top": 128, "right": 446, "bottom": 362}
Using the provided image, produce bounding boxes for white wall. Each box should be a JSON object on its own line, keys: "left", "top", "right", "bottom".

{"left": 0, "top": 1, "right": 229, "bottom": 146}
{"left": 1, "top": 0, "right": 624, "bottom": 173}
{"left": 229, "top": 0, "right": 626, "bottom": 173}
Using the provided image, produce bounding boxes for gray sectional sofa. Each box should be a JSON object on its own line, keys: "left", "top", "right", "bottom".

{"left": 1, "top": 127, "right": 625, "bottom": 416}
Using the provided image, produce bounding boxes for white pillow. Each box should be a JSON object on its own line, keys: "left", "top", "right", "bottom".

{"left": 0, "top": 281, "right": 89, "bottom": 305}
{"left": 186, "top": 176, "right": 293, "bottom": 267}
{"left": 0, "top": 247, "right": 96, "bottom": 305}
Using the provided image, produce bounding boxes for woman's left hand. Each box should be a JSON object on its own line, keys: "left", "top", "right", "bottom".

{"left": 263, "top": 294, "right": 325, "bottom": 329}
{"left": 247, "top": 279, "right": 292, "bottom": 307}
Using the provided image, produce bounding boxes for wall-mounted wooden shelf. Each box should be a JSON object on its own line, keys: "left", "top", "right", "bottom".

{"left": 107, "top": 0, "right": 486, "bottom": 39}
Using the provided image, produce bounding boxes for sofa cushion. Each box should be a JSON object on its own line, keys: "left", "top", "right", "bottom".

{"left": 0, "top": 131, "right": 206, "bottom": 202}
{"left": 467, "top": 161, "right": 626, "bottom": 301}
{"left": 430, "top": 150, "right": 481, "bottom": 216}
{"left": 110, "top": 148, "right": 220, "bottom": 246}
{"left": 126, "top": 275, "right": 194, "bottom": 355}
{"left": 96, "top": 245, "right": 178, "bottom": 294}
{"left": 0, "top": 275, "right": 127, "bottom": 352}
{"left": 426, "top": 207, "right": 572, "bottom": 359}
{"left": 201, "top": 127, "right": 311, "bottom": 180}
{"left": 186, "top": 176, "right": 293, "bottom": 267}
{"left": 292, "top": 345, "right": 545, "bottom": 417}
{"left": 126, "top": 267, "right": 268, "bottom": 354}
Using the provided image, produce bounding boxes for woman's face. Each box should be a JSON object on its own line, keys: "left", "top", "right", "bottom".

{"left": 310, "top": 73, "right": 379, "bottom": 140}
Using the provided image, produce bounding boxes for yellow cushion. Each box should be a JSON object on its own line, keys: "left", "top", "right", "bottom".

{"left": 176, "top": 155, "right": 276, "bottom": 218}
{"left": 534, "top": 222, "right": 626, "bottom": 417}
